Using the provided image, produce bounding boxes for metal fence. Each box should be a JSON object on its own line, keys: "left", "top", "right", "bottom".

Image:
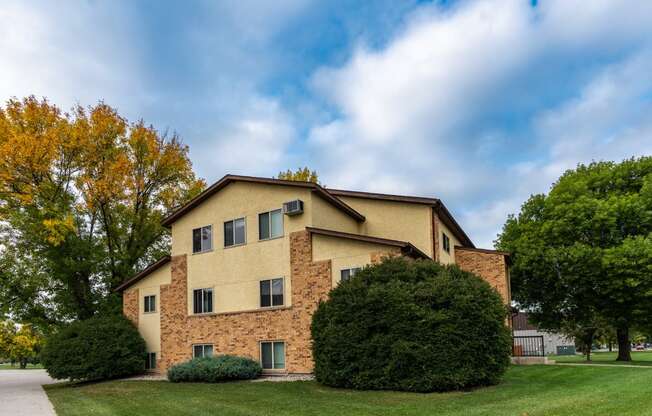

{"left": 512, "top": 335, "right": 545, "bottom": 357}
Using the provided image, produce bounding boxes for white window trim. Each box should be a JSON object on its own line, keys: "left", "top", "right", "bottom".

{"left": 224, "top": 217, "right": 247, "bottom": 248}
{"left": 192, "top": 224, "right": 214, "bottom": 255}
{"left": 258, "top": 209, "right": 284, "bottom": 241}
{"left": 192, "top": 344, "right": 214, "bottom": 358}
{"left": 192, "top": 287, "right": 215, "bottom": 315}
{"left": 259, "top": 340, "right": 286, "bottom": 370}
{"left": 259, "top": 277, "right": 285, "bottom": 308}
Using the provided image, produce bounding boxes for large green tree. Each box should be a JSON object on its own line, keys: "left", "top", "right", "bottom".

{"left": 0, "top": 97, "right": 204, "bottom": 327}
{"left": 497, "top": 157, "right": 652, "bottom": 361}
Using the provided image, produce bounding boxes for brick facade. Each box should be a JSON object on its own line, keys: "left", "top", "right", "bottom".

{"left": 454, "top": 247, "right": 510, "bottom": 304}
{"left": 123, "top": 288, "right": 139, "bottom": 326}
{"left": 157, "top": 230, "right": 332, "bottom": 373}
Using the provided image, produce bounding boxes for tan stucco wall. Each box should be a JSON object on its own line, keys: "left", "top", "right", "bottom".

{"left": 335, "top": 196, "right": 434, "bottom": 258}
{"left": 437, "top": 218, "right": 461, "bottom": 264}
{"left": 128, "top": 263, "right": 171, "bottom": 354}
{"left": 312, "top": 234, "right": 399, "bottom": 287}
{"left": 310, "top": 194, "right": 360, "bottom": 234}
{"left": 170, "top": 182, "right": 325, "bottom": 314}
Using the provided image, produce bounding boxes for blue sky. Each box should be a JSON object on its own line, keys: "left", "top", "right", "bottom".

{"left": 2, "top": 0, "right": 652, "bottom": 248}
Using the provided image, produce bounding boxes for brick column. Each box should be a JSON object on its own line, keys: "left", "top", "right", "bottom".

{"left": 454, "top": 247, "right": 511, "bottom": 305}
{"left": 123, "top": 289, "right": 139, "bottom": 326}
{"left": 158, "top": 230, "right": 332, "bottom": 374}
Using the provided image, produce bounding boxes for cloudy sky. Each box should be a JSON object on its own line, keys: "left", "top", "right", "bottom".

{"left": 2, "top": 0, "right": 652, "bottom": 248}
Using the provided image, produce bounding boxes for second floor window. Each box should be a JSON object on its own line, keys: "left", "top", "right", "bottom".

{"left": 442, "top": 232, "right": 450, "bottom": 253}
{"left": 259, "top": 209, "right": 283, "bottom": 240}
{"left": 193, "top": 288, "right": 213, "bottom": 314}
{"left": 260, "top": 278, "right": 284, "bottom": 307}
{"left": 224, "top": 218, "right": 246, "bottom": 247}
{"left": 192, "top": 225, "right": 212, "bottom": 253}
{"left": 340, "top": 267, "right": 362, "bottom": 282}
{"left": 144, "top": 295, "right": 156, "bottom": 313}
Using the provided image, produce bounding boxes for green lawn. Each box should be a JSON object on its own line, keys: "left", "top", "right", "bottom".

{"left": 0, "top": 362, "right": 43, "bottom": 370}
{"left": 45, "top": 365, "right": 652, "bottom": 416}
{"left": 551, "top": 350, "right": 652, "bottom": 366}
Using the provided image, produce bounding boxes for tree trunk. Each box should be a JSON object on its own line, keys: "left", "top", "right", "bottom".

{"left": 20, "top": 359, "right": 27, "bottom": 369}
{"left": 608, "top": 342, "right": 613, "bottom": 352}
{"left": 616, "top": 326, "right": 632, "bottom": 361}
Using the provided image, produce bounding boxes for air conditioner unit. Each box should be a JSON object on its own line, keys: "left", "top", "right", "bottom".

{"left": 283, "top": 199, "right": 304, "bottom": 216}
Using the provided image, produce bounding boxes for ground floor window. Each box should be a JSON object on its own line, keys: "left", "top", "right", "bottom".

{"left": 260, "top": 341, "right": 285, "bottom": 370}
{"left": 193, "top": 344, "right": 214, "bottom": 358}
{"left": 340, "top": 267, "right": 362, "bottom": 282}
{"left": 145, "top": 352, "right": 156, "bottom": 370}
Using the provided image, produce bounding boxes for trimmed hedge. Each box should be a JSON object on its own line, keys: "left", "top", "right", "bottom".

{"left": 167, "top": 355, "right": 262, "bottom": 383}
{"left": 311, "top": 257, "right": 512, "bottom": 392}
{"left": 41, "top": 314, "right": 146, "bottom": 381}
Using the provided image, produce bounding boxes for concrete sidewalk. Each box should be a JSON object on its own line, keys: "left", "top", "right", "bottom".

{"left": 0, "top": 369, "right": 57, "bottom": 416}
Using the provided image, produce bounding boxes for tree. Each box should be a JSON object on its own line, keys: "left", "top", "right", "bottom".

{"left": 0, "top": 96, "right": 204, "bottom": 326}
{"left": 311, "top": 257, "right": 511, "bottom": 392}
{"left": 277, "top": 167, "right": 319, "bottom": 183}
{"left": 41, "top": 315, "right": 145, "bottom": 381}
{"left": 0, "top": 321, "right": 42, "bottom": 368}
{"left": 497, "top": 158, "right": 652, "bottom": 361}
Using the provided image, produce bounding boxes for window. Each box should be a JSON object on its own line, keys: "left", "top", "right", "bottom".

{"left": 143, "top": 295, "right": 156, "bottom": 313}
{"left": 442, "top": 232, "right": 450, "bottom": 254}
{"left": 145, "top": 352, "right": 156, "bottom": 370}
{"left": 260, "top": 278, "right": 284, "bottom": 307}
{"left": 193, "top": 344, "right": 214, "bottom": 358}
{"left": 260, "top": 341, "right": 285, "bottom": 370}
{"left": 192, "top": 225, "right": 213, "bottom": 253}
{"left": 224, "top": 218, "right": 246, "bottom": 247}
{"left": 340, "top": 267, "right": 362, "bottom": 282}
{"left": 259, "top": 209, "right": 283, "bottom": 240}
{"left": 193, "top": 288, "right": 214, "bottom": 314}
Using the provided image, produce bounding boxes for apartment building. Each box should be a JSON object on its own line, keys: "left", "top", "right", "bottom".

{"left": 118, "top": 175, "right": 511, "bottom": 373}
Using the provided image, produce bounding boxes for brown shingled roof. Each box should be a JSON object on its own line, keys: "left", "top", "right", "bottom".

{"left": 306, "top": 227, "right": 430, "bottom": 259}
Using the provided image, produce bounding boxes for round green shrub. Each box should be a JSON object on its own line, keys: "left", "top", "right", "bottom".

{"left": 168, "top": 355, "right": 262, "bottom": 383}
{"left": 41, "top": 314, "right": 146, "bottom": 381}
{"left": 311, "top": 257, "right": 512, "bottom": 392}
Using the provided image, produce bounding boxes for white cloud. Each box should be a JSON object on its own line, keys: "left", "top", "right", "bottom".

{"left": 0, "top": 1, "right": 145, "bottom": 113}
{"left": 307, "top": 0, "right": 652, "bottom": 248}
{"left": 193, "top": 96, "right": 297, "bottom": 178}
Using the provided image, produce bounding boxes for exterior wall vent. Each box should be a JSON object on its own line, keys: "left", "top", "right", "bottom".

{"left": 283, "top": 199, "right": 304, "bottom": 216}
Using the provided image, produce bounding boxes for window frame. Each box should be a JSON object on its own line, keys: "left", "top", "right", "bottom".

{"left": 340, "top": 267, "right": 362, "bottom": 283}
{"left": 192, "top": 225, "right": 213, "bottom": 254}
{"left": 259, "top": 341, "right": 286, "bottom": 370}
{"left": 258, "top": 209, "right": 284, "bottom": 241}
{"left": 143, "top": 295, "right": 156, "bottom": 313}
{"left": 224, "top": 217, "right": 247, "bottom": 247}
{"left": 442, "top": 232, "right": 450, "bottom": 254}
{"left": 192, "top": 344, "right": 214, "bottom": 359}
{"left": 145, "top": 352, "right": 156, "bottom": 370}
{"left": 259, "top": 277, "right": 284, "bottom": 308}
{"left": 192, "top": 288, "right": 214, "bottom": 314}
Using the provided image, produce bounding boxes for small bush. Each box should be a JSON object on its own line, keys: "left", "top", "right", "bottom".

{"left": 41, "top": 315, "right": 146, "bottom": 381}
{"left": 311, "top": 257, "right": 512, "bottom": 392}
{"left": 168, "top": 355, "right": 262, "bottom": 383}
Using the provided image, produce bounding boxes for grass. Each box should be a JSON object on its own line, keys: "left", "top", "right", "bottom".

{"left": 0, "top": 362, "right": 43, "bottom": 370}
{"left": 551, "top": 350, "right": 652, "bottom": 366}
{"left": 45, "top": 365, "right": 652, "bottom": 416}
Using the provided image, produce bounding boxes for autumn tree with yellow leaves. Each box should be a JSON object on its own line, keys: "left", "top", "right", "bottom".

{"left": 0, "top": 96, "right": 204, "bottom": 326}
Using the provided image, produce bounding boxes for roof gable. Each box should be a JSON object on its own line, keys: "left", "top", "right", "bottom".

{"left": 161, "top": 175, "right": 365, "bottom": 227}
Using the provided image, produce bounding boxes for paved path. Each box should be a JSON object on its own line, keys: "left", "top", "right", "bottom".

{"left": 0, "top": 370, "right": 57, "bottom": 416}
{"left": 554, "top": 362, "right": 652, "bottom": 369}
